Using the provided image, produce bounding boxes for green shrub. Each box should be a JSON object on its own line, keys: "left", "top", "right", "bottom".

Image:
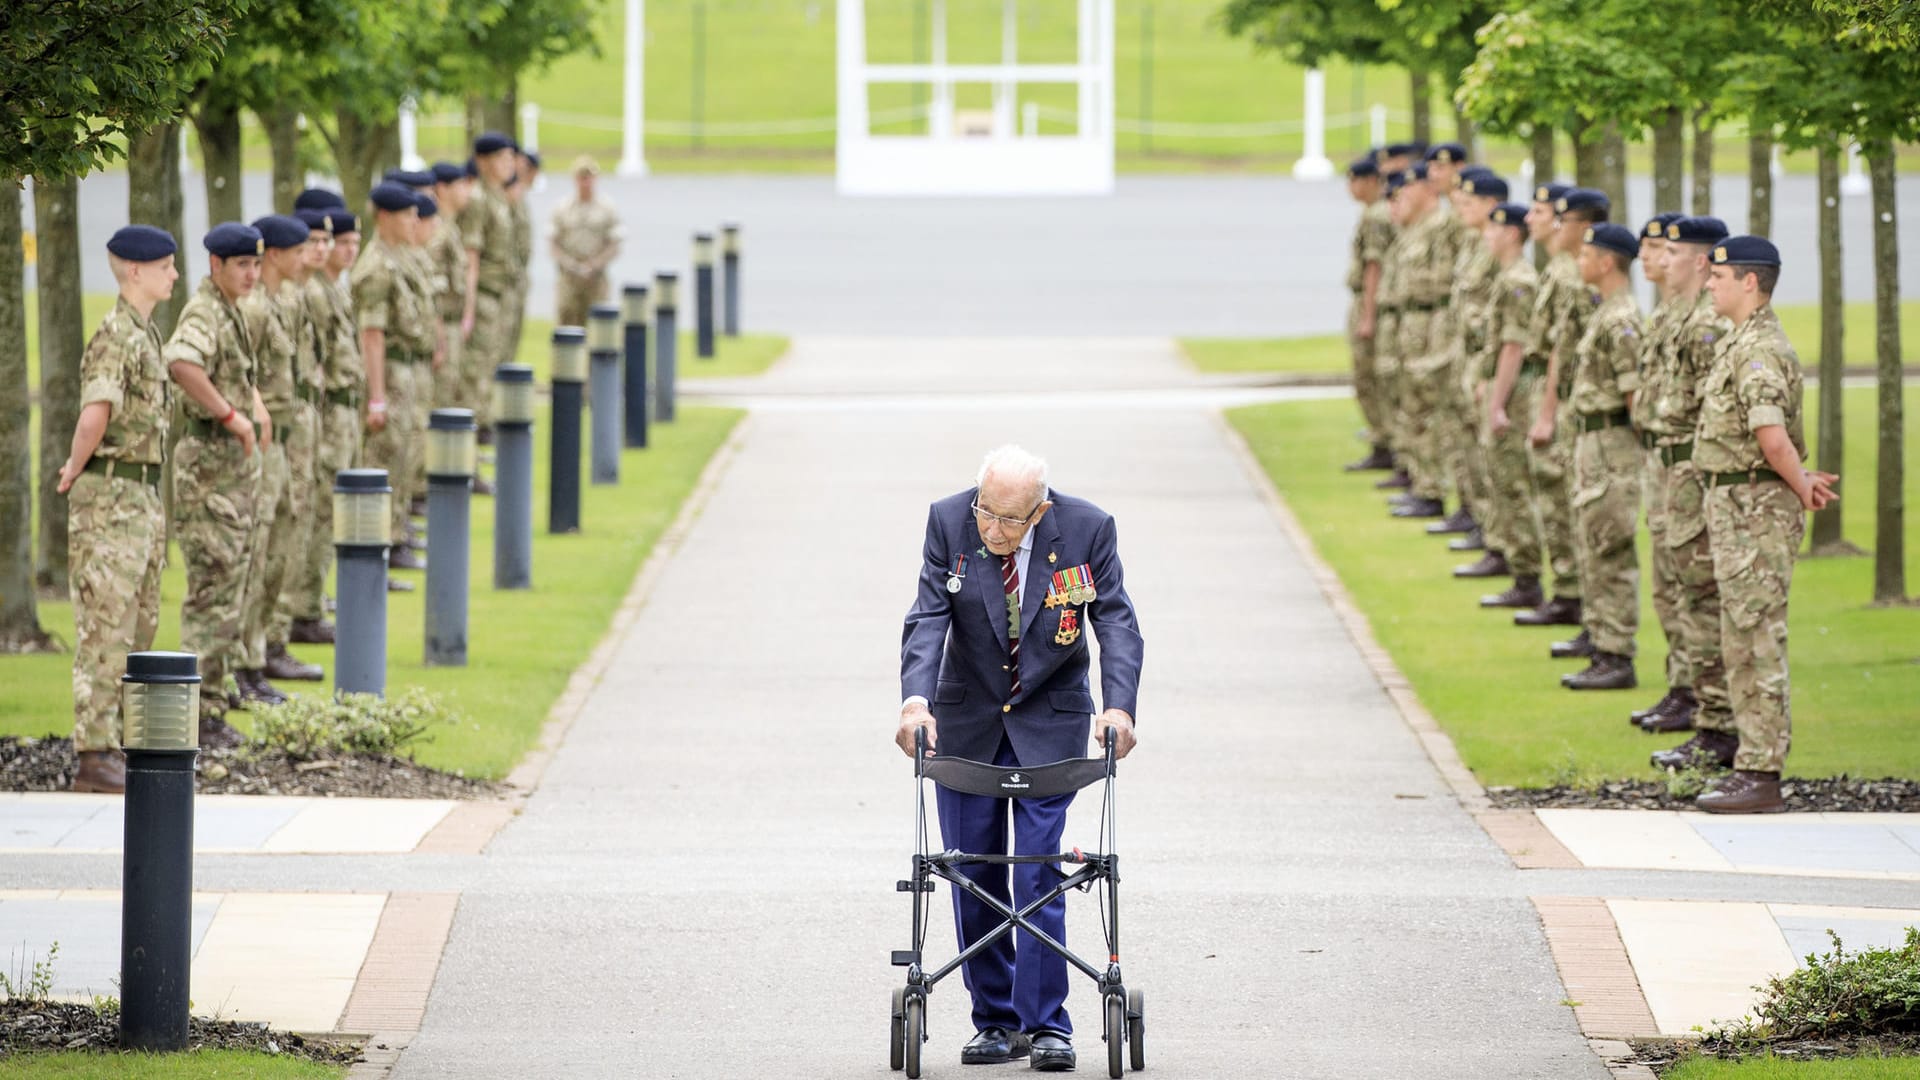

{"left": 1716, "top": 929, "right": 1920, "bottom": 1044}
{"left": 248, "top": 688, "right": 457, "bottom": 760}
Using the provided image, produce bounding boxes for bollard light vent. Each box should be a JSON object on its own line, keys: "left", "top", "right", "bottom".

{"left": 493, "top": 364, "right": 536, "bottom": 425}
{"left": 551, "top": 326, "right": 588, "bottom": 383}
{"left": 692, "top": 232, "right": 715, "bottom": 267}
{"left": 587, "top": 304, "right": 622, "bottom": 351}
{"left": 622, "top": 284, "right": 650, "bottom": 325}
{"left": 653, "top": 271, "right": 679, "bottom": 310}
{"left": 722, "top": 223, "right": 741, "bottom": 256}
{"left": 426, "top": 408, "right": 477, "bottom": 479}
{"left": 122, "top": 651, "right": 200, "bottom": 751}
{"left": 333, "top": 468, "right": 393, "bottom": 547}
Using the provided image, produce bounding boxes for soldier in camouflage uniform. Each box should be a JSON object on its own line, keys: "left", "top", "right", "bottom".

{"left": 551, "top": 154, "right": 624, "bottom": 329}
{"left": 1386, "top": 163, "right": 1462, "bottom": 521}
{"left": 1684, "top": 236, "right": 1836, "bottom": 814}
{"left": 166, "top": 222, "right": 268, "bottom": 747}
{"left": 504, "top": 149, "right": 538, "bottom": 367}
{"left": 1513, "top": 185, "right": 1601, "bottom": 635}
{"left": 1560, "top": 223, "right": 1645, "bottom": 691}
{"left": 1372, "top": 173, "right": 1412, "bottom": 492}
{"left": 1475, "top": 204, "right": 1548, "bottom": 610}
{"left": 1648, "top": 218, "right": 1740, "bottom": 761}
{"left": 1438, "top": 169, "right": 1506, "bottom": 553}
{"left": 59, "top": 226, "right": 179, "bottom": 793}
{"left": 403, "top": 191, "right": 449, "bottom": 519}
{"left": 430, "top": 162, "right": 475, "bottom": 409}
{"left": 1629, "top": 214, "right": 1686, "bottom": 720}
{"left": 356, "top": 182, "right": 436, "bottom": 562}
{"left": 459, "top": 133, "right": 520, "bottom": 437}
{"left": 1342, "top": 155, "right": 1395, "bottom": 472}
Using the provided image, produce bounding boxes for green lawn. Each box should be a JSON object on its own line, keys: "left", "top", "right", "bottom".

{"left": 1227, "top": 386, "right": 1920, "bottom": 789}
{"left": 1664, "top": 1056, "right": 1920, "bottom": 1079}
{"left": 509, "top": 313, "right": 787, "bottom": 384}
{"left": 1181, "top": 298, "right": 1920, "bottom": 378}
{"left": 0, "top": 1050, "right": 345, "bottom": 1078}
{"left": 0, "top": 405, "right": 744, "bottom": 781}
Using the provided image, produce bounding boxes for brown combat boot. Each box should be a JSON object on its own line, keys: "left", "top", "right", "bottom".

{"left": 1639, "top": 688, "right": 1699, "bottom": 734}
{"left": 1651, "top": 729, "right": 1738, "bottom": 771}
{"left": 1344, "top": 445, "right": 1394, "bottom": 472}
{"left": 1696, "top": 770, "right": 1786, "bottom": 814}
{"left": 238, "top": 669, "right": 288, "bottom": 706}
{"left": 289, "top": 617, "right": 336, "bottom": 645}
{"left": 1426, "top": 508, "right": 1476, "bottom": 535}
{"left": 1454, "top": 551, "right": 1511, "bottom": 579}
{"left": 1562, "top": 651, "right": 1636, "bottom": 691}
{"left": 1448, "top": 527, "right": 1486, "bottom": 552}
{"left": 389, "top": 546, "right": 426, "bottom": 571}
{"left": 1515, "top": 596, "right": 1582, "bottom": 627}
{"left": 71, "top": 750, "right": 127, "bottom": 794}
{"left": 1631, "top": 690, "right": 1675, "bottom": 725}
{"left": 472, "top": 475, "right": 497, "bottom": 497}
{"left": 199, "top": 713, "right": 246, "bottom": 751}
{"left": 1374, "top": 469, "right": 1411, "bottom": 490}
{"left": 1481, "top": 575, "right": 1544, "bottom": 609}
{"left": 265, "top": 644, "right": 324, "bottom": 682}
{"left": 1550, "top": 628, "right": 1594, "bottom": 659}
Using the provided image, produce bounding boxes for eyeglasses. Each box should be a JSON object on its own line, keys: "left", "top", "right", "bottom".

{"left": 971, "top": 501, "right": 1041, "bottom": 532}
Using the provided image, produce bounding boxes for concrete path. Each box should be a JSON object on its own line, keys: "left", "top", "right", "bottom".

{"left": 393, "top": 337, "right": 1600, "bottom": 1079}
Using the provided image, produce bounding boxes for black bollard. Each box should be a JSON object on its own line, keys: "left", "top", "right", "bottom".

{"left": 722, "top": 223, "right": 741, "bottom": 337}
{"left": 621, "top": 284, "right": 650, "bottom": 449}
{"left": 693, "top": 232, "right": 716, "bottom": 359}
{"left": 587, "top": 304, "right": 623, "bottom": 485}
{"left": 654, "top": 272, "right": 678, "bottom": 423}
{"left": 424, "top": 409, "right": 475, "bottom": 666}
{"left": 492, "top": 364, "right": 536, "bottom": 589}
{"left": 333, "top": 469, "right": 391, "bottom": 696}
{"left": 120, "top": 650, "right": 201, "bottom": 1052}
{"left": 549, "top": 327, "right": 586, "bottom": 534}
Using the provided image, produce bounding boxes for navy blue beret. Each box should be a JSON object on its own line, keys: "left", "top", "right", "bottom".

{"left": 331, "top": 210, "right": 359, "bottom": 234}
{"left": 1533, "top": 182, "right": 1572, "bottom": 205}
{"left": 431, "top": 161, "right": 466, "bottom": 184}
{"left": 523, "top": 150, "right": 542, "bottom": 169}
{"left": 293, "top": 208, "right": 333, "bottom": 233}
{"left": 1425, "top": 142, "right": 1469, "bottom": 165}
{"left": 1668, "top": 215, "right": 1730, "bottom": 245}
{"left": 414, "top": 192, "right": 439, "bottom": 219}
{"left": 1348, "top": 156, "right": 1380, "bottom": 179}
{"left": 252, "top": 214, "right": 310, "bottom": 250}
{"left": 294, "top": 187, "right": 347, "bottom": 211}
{"left": 474, "top": 131, "right": 517, "bottom": 155}
{"left": 1643, "top": 212, "right": 1686, "bottom": 239}
{"left": 464, "top": 158, "right": 479, "bottom": 178}
{"left": 1556, "top": 187, "right": 1610, "bottom": 215}
{"left": 204, "top": 222, "right": 264, "bottom": 258}
{"left": 384, "top": 168, "right": 436, "bottom": 189}
{"left": 1584, "top": 222, "right": 1639, "bottom": 260}
{"left": 369, "top": 181, "right": 420, "bottom": 213}
{"left": 1383, "top": 142, "right": 1417, "bottom": 158}
{"left": 1461, "top": 175, "right": 1508, "bottom": 200}
{"left": 1711, "top": 235, "right": 1781, "bottom": 267}
{"left": 1456, "top": 164, "right": 1495, "bottom": 183}
{"left": 1489, "top": 203, "right": 1530, "bottom": 229}
{"left": 106, "top": 224, "right": 177, "bottom": 262}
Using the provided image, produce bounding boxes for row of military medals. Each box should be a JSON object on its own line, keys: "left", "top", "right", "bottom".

{"left": 944, "top": 550, "right": 1095, "bottom": 646}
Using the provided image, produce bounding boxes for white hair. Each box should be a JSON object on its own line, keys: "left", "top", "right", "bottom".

{"left": 976, "top": 444, "right": 1049, "bottom": 504}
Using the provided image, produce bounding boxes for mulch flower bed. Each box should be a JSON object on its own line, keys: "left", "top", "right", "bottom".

{"left": 1490, "top": 775, "right": 1920, "bottom": 812}
{"left": 1632, "top": 1034, "right": 1920, "bottom": 1074}
{"left": 1, "top": 736, "right": 504, "bottom": 800}
{"left": 0, "top": 999, "right": 361, "bottom": 1064}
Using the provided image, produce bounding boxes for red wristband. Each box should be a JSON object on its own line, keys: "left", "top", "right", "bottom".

{"left": 219, "top": 405, "right": 236, "bottom": 425}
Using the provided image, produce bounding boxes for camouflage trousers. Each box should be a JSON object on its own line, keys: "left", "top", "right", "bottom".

{"left": 298, "top": 401, "right": 364, "bottom": 622}
{"left": 433, "top": 320, "right": 466, "bottom": 409}
{"left": 242, "top": 437, "right": 290, "bottom": 669}
{"left": 68, "top": 471, "right": 165, "bottom": 751}
{"left": 505, "top": 280, "right": 529, "bottom": 374}
{"left": 174, "top": 433, "right": 263, "bottom": 713}
{"left": 1523, "top": 380, "right": 1580, "bottom": 599}
{"left": 1374, "top": 312, "right": 1403, "bottom": 453}
{"left": 268, "top": 402, "right": 320, "bottom": 650}
{"left": 1572, "top": 425, "right": 1642, "bottom": 656}
{"left": 1395, "top": 310, "right": 1447, "bottom": 499}
{"left": 1644, "top": 449, "right": 1678, "bottom": 684}
{"left": 1347, "top": 298, "right": 1386, "bottom": 439}
{"left": 1663, "top": 457, "right": 1732, "bottom": 732}
{"left": 557, "top": 273, "right": 609, "bottom": 332}
{"left": 1707, "top": 480, "right": 1800, "bottom": 772}
{"left": 464, "top": 289, "right": 509, "bottom": 429}
{"left": 1449, "top": 358, "right": 1491, "bottom": 522}
{"left": 365, "top": 360, "right": 423, "bottom": 539}
{"left": 1481, "top": 371, "right": 1545, "bottom": 577}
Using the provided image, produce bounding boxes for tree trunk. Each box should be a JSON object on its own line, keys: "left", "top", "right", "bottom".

{"left": 1811, "top": 144, "right": 1852, "bottom": 554}
{"left": 128, "top": 124, "right": 188, "bottom": 337}
{"left": 193, "top": 93, "right": 245, "bottom": 227}
{"left": 1571, "top": 121, "right": 1606, "bottom": 190}
{"left": 0, "top": 183, "right": 53, "bottom": 652}
{"left": 32, "top": 175, "right": 83, "bottom": 596}
{"left": 1748, "top": 126, "right": 1774, "bottom": 239}
{"left": 1408, "top": 69, "right": 1432, "bottom": 148}
{"left": 466, "top": 92, "right": 517, "bottom": 146}
{"left": 1653, "top": 106, "right": 1685, "bottom": 212}
{"left": 1868, "top": 145, "right": 1905, "bottom": 602}
{"left": 1689, "top": 106, "right": 1714, "bottom": 214}
{"left": 330, "top": 109, "right": 400, "bottom": 212}
{"left": 1452, "top": 101, "right": 1477, "bottom": 161}
{"left": 263, "top": 107, "right": 303, "bottom": 214}
{"left": 1531, "top": 126, "right": 1555, "bottom": 270}
{"left": 1600, "top": 121, "right": 1628, "bottom": 226}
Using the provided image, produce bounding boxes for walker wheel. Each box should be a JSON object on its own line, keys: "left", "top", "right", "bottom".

{"left": 889, "top": 988, "right": 905, "bottom": 1071}
{"left": 1127, "top": 988, "right": 1145, "bottom": 1071}
{"left": 904, "top": 994, "right": 925, "bottom": 1079}
{"left": 1105, "top": 993, "right": 1125, "bottom": 1077}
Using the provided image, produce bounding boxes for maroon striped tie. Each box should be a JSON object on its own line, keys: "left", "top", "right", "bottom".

{"left": 1002, "top": 553, "right": 1022, "bottom": 700}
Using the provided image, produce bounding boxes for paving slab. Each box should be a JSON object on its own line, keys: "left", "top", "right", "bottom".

{"left": 0, "top": 793, "right": 456, "bottom": 855}
{"left": 1535, "top": 809, "right": 1920, "bottom": 881}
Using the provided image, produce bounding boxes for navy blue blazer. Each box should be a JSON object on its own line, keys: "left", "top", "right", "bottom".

{"left": 901, "top": 488, "right": 1144, "bottom": 766}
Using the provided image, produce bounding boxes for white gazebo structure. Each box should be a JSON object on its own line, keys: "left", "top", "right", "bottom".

{"left": 836, "top": 0, "right": 1115, "bottom": 196}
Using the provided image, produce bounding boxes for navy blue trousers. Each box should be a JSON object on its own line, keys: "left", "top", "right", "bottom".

{"left": 934, "top": 737, "right": 1075, "bottom": 1038}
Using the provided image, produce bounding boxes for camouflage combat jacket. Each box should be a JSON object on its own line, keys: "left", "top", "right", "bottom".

{"left": 1649, "top": 289, "right": 1733, "bottom": 445}
{"left": 164, "top": 277, "right": 256, "bottom": 425}
{"left": 1693, "top": 304, "right": 1807, "bottom": 475}
{"left": 1569, "top": 288, "right": 1645, "bottom": 418}
{"left": 78, "top": 296, "right": 170, "bottom": 464}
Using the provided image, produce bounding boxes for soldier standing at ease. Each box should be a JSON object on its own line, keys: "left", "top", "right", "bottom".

{"left": 1559, "top": 223, "right": 1645, "bottom": 691}
{"left": 286, "top": 204, "right": 355, "bottom": 638}
{"left": 1648, "top": 217, "right": 1740, "bottom": 760}
{"left": 551, "top": 155, "right": 624, "bottom": 329}
{"left": 1343, "top": 155, "right": 1395, "bottom": 472}
{"left": 1629, "top": 213, "right": 1688, "bottom": 723}
{"left": 1478, "top": 204, "right": 1549, "bottom": 611}
{"left": 166, "top": 222, "right": 268, "bottom": 747}
{"left": 1437, "top": 168, "right": 1506, "bottom": 552}
{"left": 1371, "top": 170, "right": 1412, "bottom": 493}
{"left": 430, "top": 162, "right": 475, "bottom": 411}
{"left": 504, "top": 149, "right": 539, "bottom": 363}
{"left": 1677, "top": 237, "right": 1835, "bottom": 813}
{"left": 1385, "top": 163, "right": 1459, "bottom": 521}
{"left": 59, "top": 226, "right": 178, "bottom": 793}
{"left": 356, "top": 182, "right": 435, "bottom": 572}
{"left": 458, "top": 133, "right": 520, "bottom": 442}
{"left": 266, "top": 212, "right": 332, "bottom": 680}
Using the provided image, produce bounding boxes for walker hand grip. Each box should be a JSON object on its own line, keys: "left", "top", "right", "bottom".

{"left": 915, "top": 726, "right": 927, "bottom": 756}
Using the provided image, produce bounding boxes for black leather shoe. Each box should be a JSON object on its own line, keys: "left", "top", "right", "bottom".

{"left": 1449, "top": 527, "right": 1486, "bottom": 552}
{"left": 1453, "top": 551, "right": 1510, "bottom": 578}
{"left": 1550, "top": 628, "right": 1594, "bottom": 659}
{"left": 1515, "top": 596, "right": 1582, "bottom": 627}
{"left": 1426, "top": 508, "right": 1476, "bottom": 535}
{"left": 1563, "top": 651, "right": 1636, "bottom": 690}
{"left": 1481, "top": 574, "right": 1544, "bottom": 609}
{"left": 962, "top": 1027, "right": 1031, "bottom": 1065}
{"left": 1029, "top": 1033, "right": 1075, "bottom": 1072}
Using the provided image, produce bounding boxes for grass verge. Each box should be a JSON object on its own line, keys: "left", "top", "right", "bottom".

{"left": 0, "top": 1050, "right": 345, "bottom": 1078}
{"left": 0, "top": 406, "right": 744, "bottom": 781}
{"left": 1664, "top": 1057, "right": 1920, "bottom": 1079}
{"left": 1226, "top": 385, "right": 1920, "bottom": 789}
{"left": 509, "top": 315, "right": 787, "bottom": 383}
